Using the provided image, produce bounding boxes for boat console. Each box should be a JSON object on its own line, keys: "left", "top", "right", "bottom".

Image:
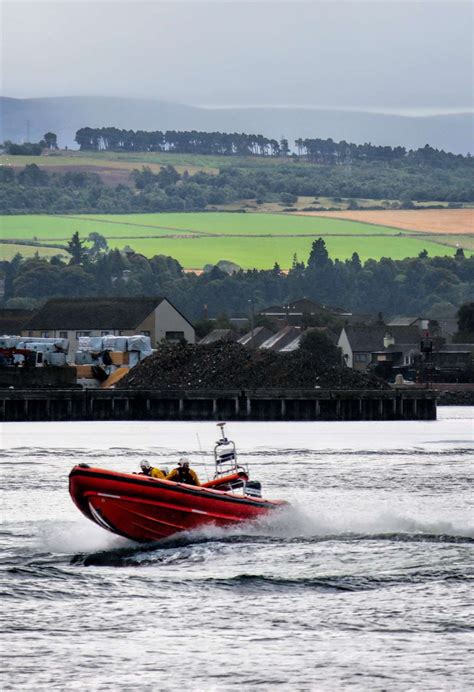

{"left": 214, "top": 422, "right": 262, "bottom": 497}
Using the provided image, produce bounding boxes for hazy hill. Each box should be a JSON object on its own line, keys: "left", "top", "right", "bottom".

{"left": 1, "top": 96, "right": 472, "bottom": 154}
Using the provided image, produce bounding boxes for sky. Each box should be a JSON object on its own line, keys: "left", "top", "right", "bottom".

{"left": 2, "top": 0, "right": 473, "bottom": 114}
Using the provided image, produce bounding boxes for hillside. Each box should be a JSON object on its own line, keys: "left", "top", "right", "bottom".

{"left": 2, "top": 96, "right": 473, "bottom": 154}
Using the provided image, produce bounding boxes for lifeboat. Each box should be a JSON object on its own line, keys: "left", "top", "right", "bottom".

{"left": 69, "top": 423, "right": 286, "bottom": 542}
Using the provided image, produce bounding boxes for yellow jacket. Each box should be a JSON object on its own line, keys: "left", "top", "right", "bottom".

{"left": 166, "top": 467, "right": 200, "bottom": 486}
{"left": 150, "top": 467, "right": 166, "bottom": 479}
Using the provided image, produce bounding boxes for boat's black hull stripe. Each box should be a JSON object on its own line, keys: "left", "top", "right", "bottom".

{"left": 69, "top": 469, "right": 274, "bottom": 509}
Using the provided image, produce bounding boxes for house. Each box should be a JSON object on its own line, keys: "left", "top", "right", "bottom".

{"left": 21, "top": 297, "right": 195, "bottom": 355}
{"left": 370, "top": 343, "right": 421, "bottom": 375}
{"left": 237, "top": 326, "right": 274, "bottom": 349}
{"left": 0, "top": 309, "right": 35, "bottom": 335}
{"left": 338, "top": 325, "right": 421, "bottom": 371}
{"left": 430, "top": 344, "right": 473, "bottom": 370}
{"left": 387, "top": 316, "right": 459, "bottom": 343}
{"left": 259, "top": 299, "right": 352, "bottom": 327}
{"left": 260, "top": 326, "right": 302, "bottom": 351}
{"left": 386, "top": 316, "right": 429, "bottom": 330}
{"left": 199, "top": 329, "right": 238, "bottom": 345}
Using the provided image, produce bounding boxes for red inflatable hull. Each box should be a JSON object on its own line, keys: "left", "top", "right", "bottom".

{"left": 69, "top": 465, "right": 285, "bottom": 542}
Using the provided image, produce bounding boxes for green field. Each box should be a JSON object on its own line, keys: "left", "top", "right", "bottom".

{"left": 0, "top": 244, "right": 69, "bottom": 261}
{"left": 1, "top": 212, "right": 410, "bottom": 239}
{"left": 0, "top": 212, "right": 468, "bottom": 268}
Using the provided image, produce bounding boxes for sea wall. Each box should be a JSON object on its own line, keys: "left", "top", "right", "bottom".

{"left": 0, "top": 388, "right": 437, "bottom": 422}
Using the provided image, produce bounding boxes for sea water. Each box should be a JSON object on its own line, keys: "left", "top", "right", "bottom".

{"left": 1, "top": 408, "right": 473, "bottom": 690}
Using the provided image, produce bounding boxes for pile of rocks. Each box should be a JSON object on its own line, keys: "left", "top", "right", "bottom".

{"left": 117, "top": 342, "right": 387, "bottom": 390}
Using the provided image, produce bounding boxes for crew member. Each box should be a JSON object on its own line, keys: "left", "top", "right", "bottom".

{"left": 166, "top": 458, "right": 200, "bottom": 486}
{"left": 139, "top": 460, "right": 166, "bottom": 479}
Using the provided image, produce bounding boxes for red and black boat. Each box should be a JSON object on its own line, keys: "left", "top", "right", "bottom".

{"left": 69, "top": 423, "right": 286, "bottom": 542}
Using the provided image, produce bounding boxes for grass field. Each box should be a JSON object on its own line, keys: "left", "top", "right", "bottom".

{"left": 0, "top": 212, "right": 444, "bottom": 240}
{"left": 0, "top": 243, "right": 69, "bottom": 261}
{"left": 114, "top": 235, "right": 455, "bottom": 269}
{"left": 1, "top": 211, "right": 469, "bottom": 268}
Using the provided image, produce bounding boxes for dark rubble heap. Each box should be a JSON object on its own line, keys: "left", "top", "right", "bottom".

{"left": 117, "top": 342, "right": 388, "bottom": 390}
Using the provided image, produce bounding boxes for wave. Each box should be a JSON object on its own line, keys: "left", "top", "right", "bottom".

{"left": 26, "top": 493, "right": 474, "bottom": 565}
{"left": 1, "top": 445, "right": 473, "bottom": 459}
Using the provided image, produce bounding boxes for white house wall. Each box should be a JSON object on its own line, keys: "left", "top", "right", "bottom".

{"left": 155, "top": 300, "right": 195, "bottom": 344}
{"left": 338, "top": 328, "right": 353, "bottom": 368}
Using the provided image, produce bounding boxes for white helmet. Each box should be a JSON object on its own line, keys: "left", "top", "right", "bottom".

{"left": 140, "top": 460, "right": 151, "bottom": 472}
{"left": 179, "top": 457, "right": 190, "bottom": 468}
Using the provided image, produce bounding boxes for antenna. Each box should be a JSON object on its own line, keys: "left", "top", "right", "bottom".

{"left": 196, "top": 433, "right": 209, "bottom": 482}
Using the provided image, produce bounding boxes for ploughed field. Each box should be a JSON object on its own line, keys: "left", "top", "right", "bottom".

{"left": 297, "top": 208, "right": 473, "bottom": 234}
{"left": 1, "top": 211, "right": 472, "bottom": 268}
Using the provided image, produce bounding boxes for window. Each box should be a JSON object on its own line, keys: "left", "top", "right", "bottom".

{"left": 118, "top": 331, "right": 124, "bottom": 336}
{"left": 59, "top": 331, "right": 68, "bottom": 339}
{"left": 76, "top": 331, "right": 91, "bottom": 338}
{"left": 354, "top": 353, "right": 368, "bottom": 363}
{"left": 101, "top": 331, "right": 113, "bottom": 336}
{"left": 28, "top": 331, "right": 33, "bottom": 337}
{"left": 141, "top": 331, "right": 151, "bottom": 336}
{"left": 166, "top": 331, "right": 185, "bottom": 343}
{"left": 41, "top": 331, "right": 50, "bottom": 338}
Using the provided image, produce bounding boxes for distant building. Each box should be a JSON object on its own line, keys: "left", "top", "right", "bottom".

{"left": 21, "top": 297, "right": 194, "bottom": 354}
{"left": 199, "top": 329, "right": 238, "bottom": 345}
{"left": 387, "top": 315, "right": 459, "bottom": 343}
{"left": 260, "top": 326, "right": 302, "bottom": 351}
{"left": 0, "top": 309, "right": 35, "bottom": 335}
{"left": 237, "top": 326, "right": 274, "bottom": 349}
{"left": 260, "top": 299, "right": 351, "bottom": 326}
{"left": 338, "top": 325, "right": 421, "bottom": 371}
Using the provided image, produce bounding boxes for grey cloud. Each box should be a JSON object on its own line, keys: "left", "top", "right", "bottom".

{"left": 2, "top": 1, "right": 472, "bottom": 112}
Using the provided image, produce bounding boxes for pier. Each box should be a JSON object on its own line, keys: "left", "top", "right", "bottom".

{"left": 0, "top": 388, "right": 437, "bottom": 422}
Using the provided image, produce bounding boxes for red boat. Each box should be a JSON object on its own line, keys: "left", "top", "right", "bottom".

{"left": 69, "top": 423, "right": 286, "bottom": 542}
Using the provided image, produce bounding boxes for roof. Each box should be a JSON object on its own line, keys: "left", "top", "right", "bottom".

{"left": 387, "top": 326, "right": 421, "bottom": 344}
{"left": 260, "top": 299, "right": 349, "bottom": 317}
{"left": 342, "top": 325, "right": 421, "bottom": 351}
{"left": 438, "top": 343, "right": 474, "bottom": 354}
{"left": 279, "top": 335, "right": 302, "bottom": 352}
{"left": 238, "top": 326, "right": 274, "bottom": 348}
{"left": 342, "top": 325, "right": 386, "bottom": 351}
{"left": 433, "top": 319, "right": 459, "bottom": 338}
{"left": 260, "top": 326, "right": 301, "bottom": 351}
{"left": 22, "top": 297, "right": 166, "bottom": 330}
{"left": 381, "top": 343, "right": 421, "bottom": 357}
{"left": 0, "top": 309, "right": 35, "bottom": 335}
{"left": 386, "top": 317, "right": 419, "bottom": 327}
{"left": 199, "top": 329, "right": 237, "bottom": 345}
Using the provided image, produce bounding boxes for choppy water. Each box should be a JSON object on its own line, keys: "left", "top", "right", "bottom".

{"left": 1, "top": 409, "right": 473, "bottom": 691}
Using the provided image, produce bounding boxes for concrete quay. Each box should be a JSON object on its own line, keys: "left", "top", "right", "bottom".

{"left": 0, "top": 388, "right": 437, "bottom": 422}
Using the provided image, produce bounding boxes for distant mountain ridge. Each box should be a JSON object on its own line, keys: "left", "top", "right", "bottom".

{"left": 1, "top": 96, "right": 472, "bottom": 154}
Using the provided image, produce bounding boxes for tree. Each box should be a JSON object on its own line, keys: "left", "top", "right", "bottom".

{"left": 67, "top": 231, "right": 86, "bottom": 265}
{"left": 454, "top": 302, "right": 474, "bottom": 341}
{"left": 17, "top": 164, "right": 48, "bottom": 186}
{"left": 350, "top": 252, "right": 362, "bottom": 271}
{"left": 307, "top": 238, "right": 330, "bottom": 270}
{"left": 87, "top": 232, "right": 108, "bottom": 257}
{"left": 298, "top": 329, "right": 341, "bottom": 367}
{"left": 43, "top": 132, "right": 58, "bottom": 150}
{"left": 280, "top": 138, "right": 290, "bottom": 157}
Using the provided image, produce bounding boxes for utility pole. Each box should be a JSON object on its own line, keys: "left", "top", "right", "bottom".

{"left": 26, "top": 120, "right": 31, "bottom": 143}
{"left": 248, "top": 298, "right": 255, "bottom": 344}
